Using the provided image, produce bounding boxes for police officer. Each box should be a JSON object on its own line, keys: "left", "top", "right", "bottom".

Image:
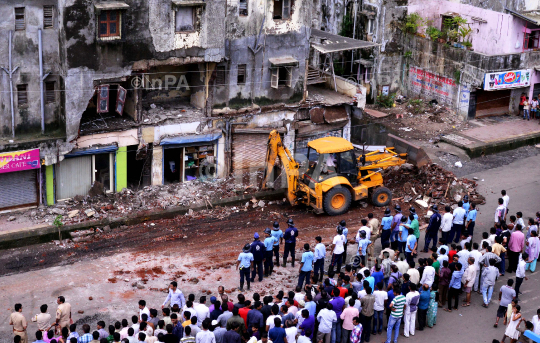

{"left": 380, "top": 207, "right": 393, "bottom": 249}
{"left": 236, "top": 243, "right": 254, "bottom": 291}
{"left": 250, "top": 232, "right": 265, "bottom": 282}
{"left": 337, "top": 220, "right": 349, "bottom": 264}
{"left": 271, "top": 222, "right": 283, "bottom": 266}
{"left": 283, "top": 219, "right": 299, "bottom": 267}
{"left": 263, "top": 228, "right": 276, "bottom": 276}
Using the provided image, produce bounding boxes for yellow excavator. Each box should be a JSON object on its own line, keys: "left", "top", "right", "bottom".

{"left": 262, "top": 130, "right": 408, "bottom": 215}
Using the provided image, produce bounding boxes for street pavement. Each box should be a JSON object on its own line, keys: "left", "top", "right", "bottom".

{"left": 404, "top": 152, "right": 540, "bottom": 343}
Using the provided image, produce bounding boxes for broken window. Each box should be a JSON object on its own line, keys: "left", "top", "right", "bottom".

{"left": 99, "top": 10, "right": 120, "bottom": 38}
{"left": 216, "top": 66, "right": 226, "bottom": 86}
{"left": 97, "top": 84, "right": 110, "bottom": 113}
{"left": 116, "top": 86, "right": 127, "bottom": 115}
{"left": 43, "top": 5, "right": 54, "bottom": 28}
{"left": 367, "top": 19, "right": 374, "bottom": 34}
{"left": 237, "top": 64, "right": 246, "bottom": 85}
{"left": 239, "top": 0, "right": 248, "bottom": 16}
{"left": 270, "top": 67, "right": 292, "bottom": 89}
{"left": 273, "top": 0, "right": 293, "bottom": 20}
{"left": 17, "top": 84, "right": 28, "bottom": 106}
{"left": 15, "top": 7, "right": 25, "bottom": 31}
{"left": 45, "top": 82, "right": 55, "bottom": 103}
{"left": 175, "top": 6, "right": 202, "bottom": 32}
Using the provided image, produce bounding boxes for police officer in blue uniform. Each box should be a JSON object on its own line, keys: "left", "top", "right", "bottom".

{"left": 271, "top": 221, "right": 283, "bottom": 266}
{"left": 283, "top": 219, "right": 299, "bottom": 267}
{"left": 250, "top": 232, "right": 265, "bottom": 282}
{"left": 263, "top": 228, "right": 277, "bottom": 276}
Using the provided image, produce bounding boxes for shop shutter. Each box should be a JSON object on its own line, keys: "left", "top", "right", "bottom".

{"left": 232, "top": 133, "right": 269, "bottom": 173}
{"left": 0, "top": 170, "right": 38, "bottom": 209}
{"left": 56, "top": 156, "right": 92, "bottom": 200}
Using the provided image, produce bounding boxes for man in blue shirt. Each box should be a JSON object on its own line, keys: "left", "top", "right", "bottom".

{"left": 380, "top": 208, "right": 393, "bottom": 249}
{"left": 356, "top": 230, "right": 372, "bottom": 266}
{"left": 236, "top": 243, "right": 254, "bottom": 291}
{"left": 390, "top": 205, "right": 403, "bottom": 243}
{"left": 32, "top": 331, "right": 47, "bottom": 343}
{"left": 398, "top": 217, "right": 408, "bottom": 254}
{"left": 303, "top": 294, "right": 316, "bottom": 317}
{"left": 423, "top": 204, "right": 441, "bottom": 252}
{"left": 406, "top": 207, "right": 419, "bottom": 224}
{"left": 251, "top": 232, "right": 266, "bottom": 283}
{"left": 447, "top": 263, "right": 464, "bottom": 311}
{"left": 405, "top": 229, "right": 417, "bottom": 265}
{"left": 271, "top": 222, "right": 283, "bottom": 266}
{"left": 465, "top": 203, "right": 477, "bottom": 236}
{"left": 268, "top": 318, "right": 287, "bottom": 343}
{"left": 264, "top": 228, "right": 277, "bottom": 276}
{"left": 283, "top": 219, "right": 299, "bottom": 267}
{"left": 298, "top": 244, "right": 314, "bottom": 288}
{"left": 313, "top": 236, "right": 326, "bottom": 283}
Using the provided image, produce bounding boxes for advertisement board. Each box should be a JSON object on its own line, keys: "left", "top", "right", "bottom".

{"left": 484, "top": 70, "right": 530, "bottom": 90}
{"left": 0, "top": 149, "right": 40, "bottom": 174}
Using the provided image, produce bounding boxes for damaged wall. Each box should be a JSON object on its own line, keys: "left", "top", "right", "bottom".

{"left": 0, "top": 0, "right": 64, "bottom": 139}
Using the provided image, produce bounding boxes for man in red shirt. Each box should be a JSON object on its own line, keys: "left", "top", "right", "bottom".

{"left": 448, "top": 244, "right": 458, "bottom": 262}
{"left": 519, "top": 92, "right": 526, "bottom": 117}
{"left": 238, "top": 301, "right": 251, "bottom": 326}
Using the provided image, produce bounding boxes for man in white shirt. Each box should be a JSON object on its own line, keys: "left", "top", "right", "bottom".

{"left": 357, "top": 222, "right": 372, "bottom": 241}
{"left": 495, "top": 198, "right": 506, "bottom": 223}
{"left": 329, "top": 227, "right": 346, "bottom": 274}
{"left": 461, "top": 257, "right": 477, "bottom": 306}
{"left": 163, "top": 282, "right": 186, "bottom": 309}
{"left": 32, "top": 304, "right": 52, "bottom": 333}
{"left": 139, "top": 300, "right": 150, "bottom": 321}
{"left": 420, "top": 259, "right": 436, "bottom": 288}
{"left": 532, "top": 309, "right": 540, "bottom": 335}
{"left": 396, "top": 258, "right": 409, "bottom": 275}
{"left": 404, "top": 284, "right": 420, "bottom": 337}
{"left": 451, "top": 201, "right": 466, "bottom": 244}
{"left": 195, "top": 320, "right": 215, "bottom": 343}
{"left": 194, "top": 297, "right": 210, "bottom": 327}
{"left": 501, "top": 190, "right": 509, "bottom": 213}
{"left": 316, "top": 304, "right": 337, "bottom": 343}
{"left": 440, "top": 206, "right": 453, "bottom": 244}
{"left": 406, "top": 262, "right": 420, "bottom": 285}
{"left": 372, "top": 282, "right": 388, "bottom": 334}
{"left": 469, "top": 243, "right": 483, "bottom": 292}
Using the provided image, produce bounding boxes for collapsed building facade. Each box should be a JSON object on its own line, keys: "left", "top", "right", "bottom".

{"left": 0, "top": 0, "right": 378, "bottom": 210}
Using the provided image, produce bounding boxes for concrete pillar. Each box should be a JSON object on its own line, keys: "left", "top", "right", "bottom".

{"left": 46, "top": 165, "right": 54, "bottom": 206}
{"left": 116, "top": 146, "right": 128, "bottom": 192}
{"left": 152, "top": 145, "right": 163, "bottom": 186}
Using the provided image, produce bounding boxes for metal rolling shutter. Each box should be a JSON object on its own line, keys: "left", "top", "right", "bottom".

{"left": 232, "top": 133, "right": 269, "bottom": 173}
{"left": 56, "top": 156, "right": 92, "bottom": 200}
{"left": 0, "top": 170, "right": 38, "bottom": 209}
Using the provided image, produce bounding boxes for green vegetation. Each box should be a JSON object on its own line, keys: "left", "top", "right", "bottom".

{"left": 403, "top": 13, "right": 424, "bottom": 34}
{"left": 425, "top": 26, "right": 442, "bottom": 41}
{"left": 376, "top": 93, "right": 396, "bottom": 108}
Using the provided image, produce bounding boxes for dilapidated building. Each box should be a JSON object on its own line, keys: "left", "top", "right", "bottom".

{"left": 0, "top": 0, "right": 376, "bottom": 210}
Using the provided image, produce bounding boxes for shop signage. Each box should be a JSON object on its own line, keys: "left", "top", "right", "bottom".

{"left": 0, "top": 149, "right": 40, "bottom": 174}
{"left": 484, "top": 70, "right": 530, "bottom": 90}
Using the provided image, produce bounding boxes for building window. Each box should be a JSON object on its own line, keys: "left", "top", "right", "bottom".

{"left": 273, "top": 0, "right": 293, "bottom": 20}
{"left": 99, "top": 10, "right": 120, "bottom": 38}
{"left": 216, "top": 66, "right": 226, "bottom": 86}
{"left": 45, "top": 82, "right": 55, "bottom": 104}
{"left": 239, "top": 0, "right": 248, "bottom": 16}
{"left": 44, "top": 6, "right": 54, "bottom": 28}
{"left": 15, "top": 7, "right": 25, "bottom": 31}
{"left": 270, "top": 67, "right": 292, "bottom": 89}
{"left": 175, "top": 7, "right": 202, "bottom": 32}
{"left": 17, "top": 85, "right": 28, "bottom": 107}
{"left": 237, "top": 65, "right": 246, "bottom": 85}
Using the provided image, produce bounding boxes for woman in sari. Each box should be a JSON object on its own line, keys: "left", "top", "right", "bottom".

{"left": 427, "top": 289, "right": 438, "bottom": 327}
{"left": 526, "top": 230, "right": 539, "bottom": 272}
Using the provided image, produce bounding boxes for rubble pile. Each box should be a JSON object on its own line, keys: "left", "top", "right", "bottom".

{"left": 384, "top": 163, "right": 485, "bottom": 213}
{"left": 23, "top": 172, "right": 264, "bottom": 225}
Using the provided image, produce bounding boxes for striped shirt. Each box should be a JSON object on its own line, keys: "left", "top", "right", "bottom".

{"left": 390, "top": 295, "right": 406, "bottom": 318}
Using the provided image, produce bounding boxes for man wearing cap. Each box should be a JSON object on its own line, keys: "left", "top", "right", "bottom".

{"left": 271, "top": 222, "right": 283, "bottom": 267}
{"left": 298, "top": 244, "right": 314, "bottom": 288}
{"left": 313, "top": 236, "right": 326, "bottom": 283}
{"left": 283, "top": 219, "right": 299, "bottom": 267}
{"left": 264, "top": 228, "right": 277, "bottom": 277}
{"left": 236, "top": 244, "right": 254, "bottom": 291}
{"left": 380, "top": 208, "right": 393, "bottom": 249}
{"left": 338, "top": 221, "right": 349, "bottom": 265}
{"left": 251, "top": 233, "right": 266, "bottom": 283}
{"left": 423, "top": 205, "right": 441, "bottom": 252}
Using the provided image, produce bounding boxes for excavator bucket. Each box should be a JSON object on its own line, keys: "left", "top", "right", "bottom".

{"left": 385, "top": 134, "right": 431, "bottom": 167}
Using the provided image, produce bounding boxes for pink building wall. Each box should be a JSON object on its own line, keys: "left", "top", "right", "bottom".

{"left": 408, "top": 0, "right": 528, "bottom": 55}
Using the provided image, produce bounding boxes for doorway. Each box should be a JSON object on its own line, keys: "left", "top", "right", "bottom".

{"left": 163, "top": 147, "right": 183, "bottom": 184}
{"left": 94, "top": 153, "right": 113, "bottom": 192}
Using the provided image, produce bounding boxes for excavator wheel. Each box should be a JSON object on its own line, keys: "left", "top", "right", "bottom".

{"left": 323, "top": 186, "right": 352, "bottom": 216}
{"left": 372, "top": 187, "right": 392, "bottom": 207}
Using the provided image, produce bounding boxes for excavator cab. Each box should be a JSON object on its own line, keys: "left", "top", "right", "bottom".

{"left": 302, "top": 148, "right": 357, "bottom": 187}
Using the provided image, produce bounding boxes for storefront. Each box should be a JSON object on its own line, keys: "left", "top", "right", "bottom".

{"left": 55, "top": 146, "right": 117, "bottom": 200}
{"left": 0, "top": 149, "right": 41, "bottom": 210}
{"left": 476, "top": 69, "right": 531, "bottom": 118}
{"left": 160, "top": 133, "right": 221, "bottom": 183}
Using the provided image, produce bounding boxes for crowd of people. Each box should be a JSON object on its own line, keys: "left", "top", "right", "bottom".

{"left": 8, "top": 190, "right": 540, "bottom": 343}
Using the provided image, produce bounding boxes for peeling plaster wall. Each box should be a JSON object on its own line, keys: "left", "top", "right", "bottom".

{"left": 0, "top": 0, "right": 64, "bottom": 139}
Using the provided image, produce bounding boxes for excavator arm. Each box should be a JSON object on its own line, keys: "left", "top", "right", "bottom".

{"left": 262, "top": 130, "right": 299, "bottom": 205}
